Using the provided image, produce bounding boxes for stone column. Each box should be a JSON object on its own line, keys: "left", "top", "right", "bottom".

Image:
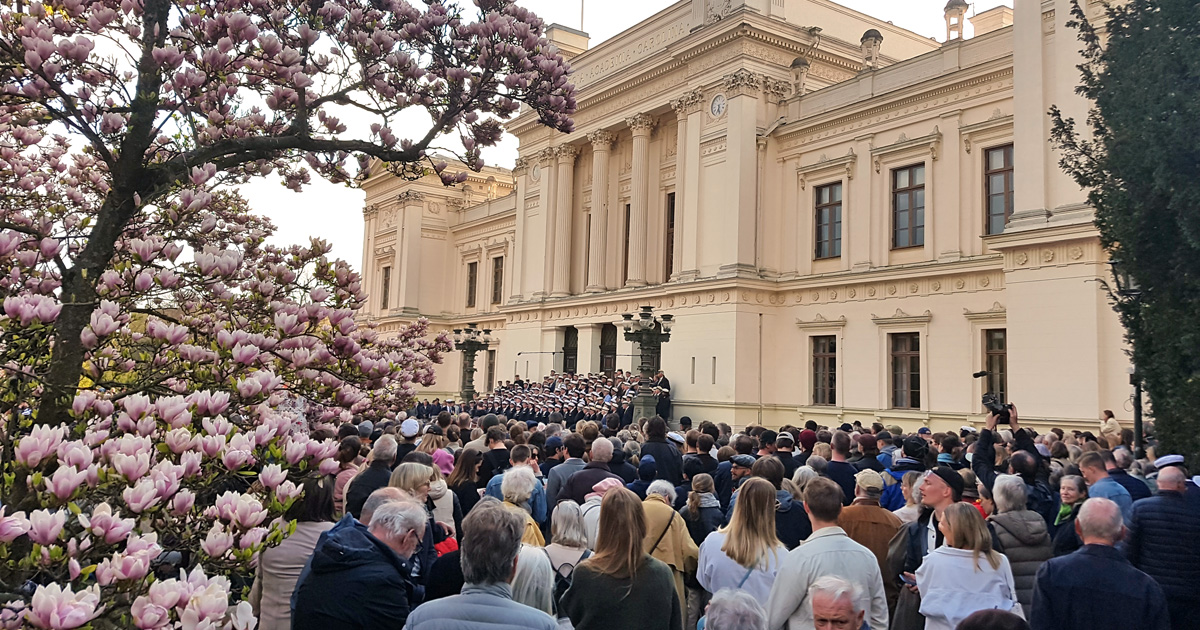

{"left": 668, "top": 92, "right": 700, "bottom": 282}
{"left": 586, "top": 130, "right": 614, "bottom": 292}
{"left": 361, "top": 204, "right": 378, "bottom": 313}
{"left": 551, "top": 145, "right": 578, "bottom": 297}
{"left": 625, "top": 113, "right": 656, "bottom": 287}
{"left": 396, "top": 191, "right": 424, "bottom": 315}
{"left": 509, "top": 157, "right": 529, "bottom": 301}
{"left": 533, "top": 147, "right": 558, "bottom": 298}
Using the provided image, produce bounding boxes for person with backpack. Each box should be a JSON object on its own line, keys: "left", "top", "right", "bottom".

{"left": 544, "top": 501, "right": 592, "bottom": 627}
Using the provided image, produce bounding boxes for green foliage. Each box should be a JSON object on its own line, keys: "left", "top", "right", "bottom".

{"left": 1051, "top": 0, "right": 1200, "bottom": 463}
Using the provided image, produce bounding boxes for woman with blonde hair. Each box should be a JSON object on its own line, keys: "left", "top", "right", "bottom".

{"left": 416, "top": 427, "right": 454, "bottom": 477}
{"left": 696, "top": 478, "right": 785, "bottom": 602}
{"left": 560, "top": 488, "right": 682, "bottom": 630}
{"left": 388, "top": 461, "right": 448, "bottom": 596}
{"left": 893, "top": 470, "right": 924, "bottom": 524}
{"left": 501, "top": 466, "right": 545, "bottom": 546}
{"left": 915, "top": 503, "right": 1022, "bottom": 630}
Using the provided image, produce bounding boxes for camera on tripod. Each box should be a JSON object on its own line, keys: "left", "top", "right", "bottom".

{"left": 973, "top": 371, "right": 1012, "bottom": 424}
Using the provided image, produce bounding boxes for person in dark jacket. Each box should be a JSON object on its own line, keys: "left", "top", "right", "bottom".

{"left": 608, "top": 437, "right": 638, "bottom": 484}
{"left": 880, "top": 436, "right": 928, "bottom": 511}
{"left": 678, "top": 473, "right": 723, "bottom": 547}
{"left": 1030, "top": 497, "right": 1170, "bottom": 630}
{"left": 851, "top": 434, "right": 886, "bottom": 473}
{"left": 973, "top": 406, "right": 1058, "bottom": 529}
{"left": 557, "top": 437, "right": 621, "bottom": 504}
{"left": 723, "top": 456, "right": 811, "bottom": 549}
{"left": 1052, "top": 475, "right": 1087, "bottom": 557}
{"left": 641, "top": 416, "right": 684, "bottom": 485}
{"left": 773, "top": 432, "right": 800, "bottom": 479}
{"left": 1124, "top": 466, "right": 1200, "bottom": 629}
{"left": 292, "top": 500, "right": 427, "bottom": 629}
{"left": 344, "top": 435, "right": 398, "bottom": 520}
{"left": 628, "top": 455, "right": 657, "bottom": 500}
{"left": 1103, "top": 449, "right": 1152, "bottom": 502}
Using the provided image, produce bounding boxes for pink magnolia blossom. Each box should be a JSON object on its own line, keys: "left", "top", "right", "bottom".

{"left": 318, "top": 458, "right": 339, "bottom": 475}
{"left": 0, "top": 509, "right": 31, "bottom": 543}
{"left": 110, "top": 452, "right": 151, "bottom": 482}
{"left": 25, "top": 583, "right": 101, "bottom": 630}
{"left": 27, "top": 510, "right": 66, "bottom": 545}
{"left": 171, "top": 490, "right": 196, "bottom": 516}
{"left": 275, "top": 480, "right": 301, "bottom": 504}
{"left": 96, "top": 551, "right": 151, "bottom": 585}
{"left": 180, "top": 451, "right": 203, "bottom": 478}
{"left": 259, "top": 464, "right": 286, "bottom": 490}
{"left": 122, "top": 479, "right": 162, "bottom": 514}
{"left": 145, "top": 579, "right": 184, "bottom": 610}
{"left": 200, "top": 524, "right": 234, "bottom": 558}
{"left": 122, "top": 394, "right": 152, "bottom": 420}
{"left": 15, "top": 425, "right": 65, "bottom": 469}
{"left": 238, "top": 527, "right": 268, "bottom": 550}
{"left": 55, "top": 441, "right": 92, "bottom": 469}
{"left": 78, "top": 503, "right": 135, "bottom": 545}
{"left": 45, "top": 466, "right": 87, "bottom": 501}
{"left": 165, "top": 428, "right": 197, "bottom": 454}
{"left": 129, "top": 596, "right": 170, "bottom": 629}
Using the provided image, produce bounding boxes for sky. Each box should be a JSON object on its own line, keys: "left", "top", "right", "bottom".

{"left": 246, "top": 0, "right": 1013, "bottom": 271}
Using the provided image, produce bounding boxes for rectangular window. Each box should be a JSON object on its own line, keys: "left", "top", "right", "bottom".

{"left": 491, "top": 256, "right": 504, "bottom": 305}
{"left": 486, "top": 350, "right": 496, "bottom": 392}
{"left": 622, "top": 203, "right": 631, "bottom": 284}
{"left": 985, "top": 145, "right": 1014, "bottom": 235}
{"left": 466, "top": 261, "right": 477, "bottom": 308}
{"left": 812, "top": 335, "right": 837, "bottom": 406}
{"left": 985, "top": 329, "right": 1007, "bottom": 404}
{"left": 665, "top": 192, "right": 676, "bottom": 278}
{"left": 380, "top": 266, "right": 391, "bottom": 310}
{"left": 892, "top": 164, "right": 926, "bottom": 249}
{"left": 890, "top": 332, "right": 921, "bottom": 409}
{"left": 814, "top": 183, "right": 842, "bottom": 259}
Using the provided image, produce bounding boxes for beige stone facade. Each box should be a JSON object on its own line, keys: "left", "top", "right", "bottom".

{"left": 359, "top": 0, "right": 1130, "bottom": 433}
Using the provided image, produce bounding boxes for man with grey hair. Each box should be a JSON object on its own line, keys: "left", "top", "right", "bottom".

{"left": 557, "top": 435, "right": 620, "bottom": 504}
{"left": 1029, "top": 497, "right": 1169, "bottom": 630}
{"left": 838, "top": 469, "right": 902, "bottom": 611}
{"left": 1124, "top": 465, "right": 1200, "bottom": 629}
{"left": 293, "top": 496, "right": 426, "bottom": 629}
{"left": 808, "top": 576, "right": 864, "bottom": 630}
{"left": 706, "top": 588, "right": 768, "bottom": 630}
{"left": 360, "top": 486, "right": 408, "bottom": 526}
{"left": 404, "top": 498, "right": 557, "bottom": 630}
{"left": 344, "top": 434, "right": 399, "bottom": 519}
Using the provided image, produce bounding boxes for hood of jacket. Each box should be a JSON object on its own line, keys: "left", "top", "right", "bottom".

{"left": 428, "top": 478, "right": 448, "bottom": 501}
{"left": 610, "top": 447, "right": 626, "bottom": 466}
{"left": 989, "top": 510, "right": 1050, "bottom": 546}
{"left": 776, "top": 489, "right": 797, "bottom": 513}
{"left": 309, "top": 515, "right": 408, "bottom": 577}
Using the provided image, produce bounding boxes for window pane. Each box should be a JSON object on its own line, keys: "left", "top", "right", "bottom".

{"left": 896, "top": 211, "right": 909, "bottom": 230}
{"left": 913, "top": 165, "right": 925, "bottom": 186}
{"left": 896, "top": 194, "right": 909, "bottom": 213}
{"left": 988, "top": 148, "right": 1006, "bottom": 171}
{"left": 832, "top": 184, "right": 842, "bottom": 202}
{"left": 895, "top": 169, "right": 909, "bottom": 189}
{"left": 914, "top": 189, "right": 925, "bottom": 209}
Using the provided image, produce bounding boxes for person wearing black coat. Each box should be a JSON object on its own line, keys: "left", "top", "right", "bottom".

{"left": 292, "top": 512, "right": 417, "bottom": 629}
{"left": 641, "top": 417, "right": 684, "bottom": 486}
{"left": 1124, "top": 467, "right": 1200, "bottom": 629}
{"left": 608, "top": 439, "right": 638, "bottom": 484}
{"left": 344, "top": 440, "right": 397, "bottom": 520}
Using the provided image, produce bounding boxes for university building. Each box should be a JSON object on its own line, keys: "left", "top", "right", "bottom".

{"left": 359, "top": 0, "right": 1131, "bottom": 432}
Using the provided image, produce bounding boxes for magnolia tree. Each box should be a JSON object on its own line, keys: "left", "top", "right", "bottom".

{"left": 0, "top": 0, "right": 575, "bottom": 625}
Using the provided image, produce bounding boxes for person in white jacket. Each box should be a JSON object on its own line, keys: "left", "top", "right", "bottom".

{"left": 916, "top": 502, "right": 1023, "bottom": 630}
{"left": 698, "top": 478, "right": 787, "bottom": 602}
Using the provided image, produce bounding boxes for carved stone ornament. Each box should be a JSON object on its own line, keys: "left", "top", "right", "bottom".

{"left": 556, "top": 144, "right": 579, "bottom": 162}
{"left": 530, "top": 163, "right": 541, "bottom": 182}
{"left": 722, "top": 69, "right": 762, "bottom": 97}
{"left": 670, "top": 90, "right": 704, "bottom": 118}
{"left": 626, "top": 113, "right": 657, "bottom": 135}
{"left": 512, "top": 156, "right": 530, "bottom": 176}
{"left": 588, "top": 129, "right": 615, "bottom": 151}
{"left": 706, "top": 0, "right": 732, "bottom": 24}
{"left": 397, "top": 190, "right": 425, "bottom": 204}
{"left": 537, "top": 147, "right": 558, "bottom": 164}
{"left": 762, "top": 76, "right": 791, "bottom": 100}
{"left": 363, "top": 204, "right": 379, "bottom": 217}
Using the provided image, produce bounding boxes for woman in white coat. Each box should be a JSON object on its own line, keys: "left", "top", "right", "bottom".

{"left": 696, "top": 478, "right": 786, "bottom": 602}
{"left": 915, "top": 502, "right": 1023, "bottom": 630}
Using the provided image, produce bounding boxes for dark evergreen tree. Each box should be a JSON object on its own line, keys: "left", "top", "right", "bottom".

{"left": 1051, "top": 0, "right": 1200, "bottom": 463}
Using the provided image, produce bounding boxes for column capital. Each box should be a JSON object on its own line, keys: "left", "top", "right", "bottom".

{"left": 670, "top": 90, "right": 704, "bottom": 119}
{"left": 588, "top": 129, "right": 616, "bottom": 151}
{"left": 556, "top": 144, "right": 579, "bottom": 163}
{"left": 626, "top": 113, "right": 657, "bottom": 136}
{"left": 537, "top": 147, "right": 557, "bottom": 164}
{"left": 397, "top": 190, "right": 425, "bottom": 207}
{"left": 512, "top": 156, "right": 530, "bottom": 176}
{"left": 722, "top": 69, "right": 762, "bottom": 98}
{"left": 363, "top": 204, "right": 380, "bottom": 217}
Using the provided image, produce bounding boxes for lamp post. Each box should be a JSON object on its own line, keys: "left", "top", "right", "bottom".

{"left": 1109, "top": 259, "right": 1145, "bottom": 458}
{"left": 452, "top": 323, "right": 492, "bottom": 405}
{"left": 619, "top": 306, "right": 674, "bottom": 426}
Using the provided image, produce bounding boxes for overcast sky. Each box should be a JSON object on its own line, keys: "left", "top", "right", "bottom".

{"left": 245, "top": 0, "right": 1012, "bottom": 271}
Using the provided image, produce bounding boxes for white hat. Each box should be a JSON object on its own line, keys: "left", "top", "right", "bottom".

{"left": 400, "top": 418, "right": 420, "bottom": 438}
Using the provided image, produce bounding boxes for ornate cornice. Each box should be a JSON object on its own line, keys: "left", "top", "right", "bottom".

{"left": 588, "top": 130, "right": 615, "bottom": 151}
{"left": 626, "top": 113, "right": 657, "bottom": 135}
{"left": 723, "top": 69, "right": 762, "bottom": 98}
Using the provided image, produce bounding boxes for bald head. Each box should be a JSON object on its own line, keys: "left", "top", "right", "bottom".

{"left": 361, "top": 486, "right": 409, "bottom": 525}
{"left": 1076, "top": 497, "right": 1124, "bottom": 545}
{"left": 1158, "top": 466, "right": 1187, "bottom": 493}
{"left": 589, "top": 436, "right": 613, "bottom": 463}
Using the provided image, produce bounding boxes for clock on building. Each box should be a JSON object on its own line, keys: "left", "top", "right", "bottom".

{"left": 710, "top": 94, "right": 727, "bottom": 118}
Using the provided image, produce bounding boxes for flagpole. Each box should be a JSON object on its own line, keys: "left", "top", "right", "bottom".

{"left": 580, "top": 0, "right": 584, "bottom": 31}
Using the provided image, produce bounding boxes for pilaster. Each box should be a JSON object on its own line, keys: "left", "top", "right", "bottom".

{"left": 626, "top": 113, "right": 657, "bottom": 287}
{"left": 551, "top": 145, "right": 579, "bottom": 297}
{"left": 586, "top": 130, "right": 615, "bottom": 292}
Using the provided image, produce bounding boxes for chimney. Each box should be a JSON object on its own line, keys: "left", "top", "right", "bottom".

{"left": 545, "top": 24, "right": 590, "bottom": 61}
{"left": 969, "top": 5, "right": 1014, "bottom": 37}
{"left": 944, "top": 0, "right": 969, "bottom": 42}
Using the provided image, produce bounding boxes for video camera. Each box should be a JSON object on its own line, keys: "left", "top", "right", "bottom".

{"left": 973, "top": 371, "right": 1012, "bottom": 424}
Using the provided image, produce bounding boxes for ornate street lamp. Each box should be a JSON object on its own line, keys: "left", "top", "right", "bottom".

{"left": 452, "top": 323, "right": 492, "bottom": 404}
{"left": 1108, "top": 259, "right": 1145, "bottom": 457}
{"left": 620, "top": 306, "right": 674, "bottom": 426}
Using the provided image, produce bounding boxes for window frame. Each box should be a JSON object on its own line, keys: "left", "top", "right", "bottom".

{"left": 889, "top": 332, "right": 921, "bottom": 409}
{"left": 379, "top": 265, "right": 391, "bottom": 311}
{"left": 664, "top": 192, "right": 676, "bottom": 279}
{"left": 490, "top": 256, "right": 504, "bottom": 305}
{"left": 812, "top": 335, "right": 837, "bottom": 406}
{"left": 465, "top": 261, "right": 478, "bottom": 309}
{"left": 814, "top": 182, "right": 843, "bottom": 260}
{"left": 891, "top": 164, "right": 926, "bottom": 250}
{"left": 984, "top": 144, "right": 1014, "bottom": 236}
{"left": 984, "top": 329, "right": 1007, "bottom": 404}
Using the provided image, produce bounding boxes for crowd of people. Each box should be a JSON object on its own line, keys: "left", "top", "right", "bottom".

{"left": 254, "top": 386, "right": 1200, "bottom": 630}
